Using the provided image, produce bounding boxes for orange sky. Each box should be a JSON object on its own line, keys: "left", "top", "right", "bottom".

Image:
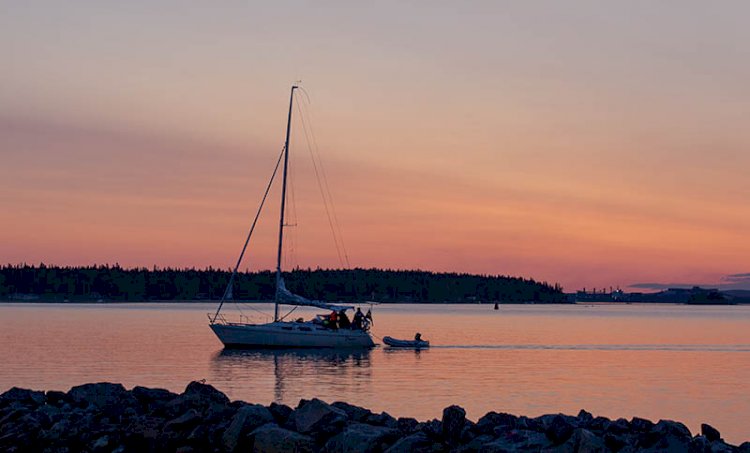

{"left": 2, "top": 2, "right": 749, "bottom": 291}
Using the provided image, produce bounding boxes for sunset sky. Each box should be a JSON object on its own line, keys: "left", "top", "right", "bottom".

{"left": 2, "top": 1, "right": 749, "bottom": 291}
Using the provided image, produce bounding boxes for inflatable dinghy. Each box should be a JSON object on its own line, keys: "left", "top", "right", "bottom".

{"left": 383, "top": 336, "right": 430, "bottom": 348}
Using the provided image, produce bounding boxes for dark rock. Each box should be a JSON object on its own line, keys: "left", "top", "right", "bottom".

{"left": 324, "top": 422, "right": 400, "bottom": 453}
{"left": 417, "top": 419, "right": 443, "bottom": 441}
{"left": 163, "top": 381, "right": 229, "bottom": 418}
{"left": 68, "top": 382, "right": 137, "bottom": 420}
{"left": 384, "top": 432, "right": 434, "bottom": 453}
{"left": 164, "top": 408, "right": 200, "bottom": 432}
{"left": 0, "top": 387, "right": 45, "bottom": 407}
{"left": 603, "top": 432, "right": 630, "bottom": 451}
{"left": 629, "top": 416, "right": 654, "bottom": 432}
{"left": 577, "top": 409, "right": 594, "bottom": 424}
{"left": 689, "top": 435, "right": 710, "bottom": 453}
{"left": 222, "top": 403, "right": 274, "bottom": 452}
{"left": 739, "top": 442, "right": 750, "bottom": 452}
{"left": 585, "top": 416, "right": 612, "bottom": 433}
{"left": 476, "top": 411, "right": 517, "bottom": 434}
{"left": 45, "top": 390, "right": 70, "bottom": 406}
{"left": 333, "top": 401, "right": 373, "bottom": 422}
{"left": 481, "top": 430, "right": 551, "bottom": 452}
{"left": 546, "top": 415, "right": 575, "bottom": 445}
{"left": 132, "top": 386, "right": 177, "bottom": 413}
{"left": 249, "top": 423, "right": 315, "bottom": 453}
{"left": 709, "top": 441, "right": 735, "bottom": 453}
{"left": 397, "top": 417, "right": 419, "bottom": 435}
{"left": 292, "top": 398, "right": 348, "bottom": 440}
{"left": 571, "top": 428, "right": 605, "bottom": 453}
{"left": 654, "top": 419, "right": 691, "bottom": 440}
{"left": 701, "top": 423, "right": 721, "bottom": 442}
{"left": 269, "top": 402, "right": 293, "bottom": 424}
{"left": 182, "top": 381, "right": 229, "bottom": 405}
{"left": 441, "top": 405, "right": 466, "bottom": 444}
{"left": 453, "top": 434, "right": 493, "bottom": 453}
{"left": 365, "top": 411, "right": 399, "bottom": 429}
{"left": 606, "top": 418, "right": 631, "bottom": 435}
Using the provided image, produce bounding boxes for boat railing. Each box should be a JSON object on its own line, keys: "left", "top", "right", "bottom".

{"left": 207, "top": 312, "right": 272, "bottom": 325}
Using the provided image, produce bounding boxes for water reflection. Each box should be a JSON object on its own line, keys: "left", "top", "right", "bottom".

{"left": 211, "top": 349, "right": 372, "bottom": 403}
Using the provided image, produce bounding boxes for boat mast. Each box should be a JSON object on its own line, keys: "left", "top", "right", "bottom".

{"left": 275, "top": 85, "right": 298, "bottom": 322}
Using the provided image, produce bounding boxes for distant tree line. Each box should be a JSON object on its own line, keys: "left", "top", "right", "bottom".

{"left": 0, "top": 264, "right": 567, "bottom": 303}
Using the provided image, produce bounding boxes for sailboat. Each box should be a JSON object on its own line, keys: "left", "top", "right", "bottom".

{"left": 209, "top": 85, "right": 375, "bottom": 349}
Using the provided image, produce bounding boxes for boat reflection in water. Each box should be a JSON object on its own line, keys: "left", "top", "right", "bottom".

{"left": 210, "top": 348, "right": 372, "bottom": 405}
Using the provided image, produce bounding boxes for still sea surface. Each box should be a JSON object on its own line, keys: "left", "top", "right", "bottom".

{"left": 1, "top": 303, "right": 748, "bottom": 443}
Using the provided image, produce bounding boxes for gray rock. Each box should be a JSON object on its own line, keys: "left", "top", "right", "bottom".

{"left": 701, "top": 423, "right": 721, "bottom": 442}
{"left": 481, "top": 430, "right": 551, "bottom": 452}
{"left": 630, "top": 416, "right": 654, "bottom": 432}
{"left": 132, "top": 386, "right": 177, "bottom": 407}
{"left": 365, "top": 411, "right": 398, "bottom": 429}
{"left": 384, "top": 432, "right": 434, "bottom": 453}
{"left": 577, "top": 409, "right": 594, "bottom": 425}
{"left": 269, "top": 402, "right": 293, "bottom": 424}
{"left": 417, "top": 419, "right": 443, "bottom": 440}
{"left": 585, "top": 416, "right": 612, "bottom": 433}
{"left": 0, "top": 387, "right": 45, "bottom": 407}
{"left": 324, "top": 422, "right": 400, "bottom": 453}
{"left": 441, "top": 405, "right": 466, "bottom": 444}
{"left": 222, "top": 404, "right": 274, "bottom": 452}
{"left": 572, "top": 428, "right": 605, "bottom": 453}
{"left": 546, "top": 415, "right": 575, "bottom": 445}
{"left": 68, "top": 382, "right": 136, "bottom": 419}
{"left": 606, "top": 418, "right": 631, "bottom": 435}
{"left": 476, "top": 412, "right": 517, "bottom": 434}
{"left": 333, "top": 401, "right": 373, "bottom": 422}
{"left": 690, "top": 435, "right": 710, "bottom": 453}
{"left": 709, "top": 441, "right": 735, "bottom": 453}
{"left": 249, "top": 423, "right": 315, "bottom": 453}
{"left": 654, "top": 419, "right": 692, "bottom": 440}
{"left": 454, "top": 434, "right": 493, "bottom": 453}
{"left": 182, "top": 381, "right": 229, "bottom": 405}
{"left": 164, "top": 408, "right": 200, "bottom": 431}
{"left": 396, "top": 417, "right": 419, "bottom": 435}
{"left": 292, "top": 398, "right": 348, "bottom": 436}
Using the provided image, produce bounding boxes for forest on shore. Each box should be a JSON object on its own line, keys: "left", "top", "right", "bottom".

{"left": 0, "top": 264, "right": 567, "bottom": 303}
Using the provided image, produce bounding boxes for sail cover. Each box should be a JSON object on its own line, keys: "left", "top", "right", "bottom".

{"left": 277, "top": 278, "right": 354, "bottom": 311}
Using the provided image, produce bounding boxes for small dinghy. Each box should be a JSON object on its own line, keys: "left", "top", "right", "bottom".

{"left": 383, "top": 335, "right": 430, "bottom": 348}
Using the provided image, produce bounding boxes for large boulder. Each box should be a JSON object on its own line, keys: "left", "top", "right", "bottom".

{"left": 249, "top": 423, "right": 315, "bottom": 453}
{"left": 269, "top": 402, "right": 293, "bottom": 425}
{"left": 384, "top": 432, "right": 434, "bottom": 453}
{"left": 701, "top": 423, "right": 721, "bottom": 442}
{"left": 68, "top": 383, "right": 136, "bottom": 419}
{"left": 332, "top": 401, "right": 373, "bottom": 422}
{"left": 0, "top": 387, "right": 45, "bottom": 408}
{"left": 546, "top": 415, "right": 576, "bottom": 445}
{"left": 571, "top": 428, "right": 605, "bottom": 453}
{"left": 442, "top": 405, "right": 466, "bottom": 444}
{"left": 292, "top": 398, "right": 348, "bottom": 437}
{"left": 476, "top": 411, "right": 517, "bottom": 435}
{"left": 324, "top": 422, "right": 401, "bottom": 453}
{"left": 222, "top": 403, "right": 274, "bottom": 452}
{"left": 164, "top": 381, "right": 229, "bottom": 417}
{"left": 68, "top": 383, "right": 131, "bottom": 409}
{"left": 480, "top": 430, "right": 551, "bottom": 452}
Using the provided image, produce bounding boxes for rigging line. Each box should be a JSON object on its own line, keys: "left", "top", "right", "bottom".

{"left": 279, "top": 305, "right": 299, "bottom": 322}
{"left": 294, "top": 100, "right": 346, "bottom": 267}
{"left": 297, "top": 97, "right": 351, "bottom": 268}
{"left": 211, "top": 146, "right": 285, "bottom": 323}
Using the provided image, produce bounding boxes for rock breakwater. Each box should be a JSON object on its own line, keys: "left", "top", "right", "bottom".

{"left": 0, "top": 381, "right": 747, "bottom": 452}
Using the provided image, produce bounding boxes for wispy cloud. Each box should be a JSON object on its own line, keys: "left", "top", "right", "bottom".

{"left": 630, "top": 273, "right": 750, "bottom": 291}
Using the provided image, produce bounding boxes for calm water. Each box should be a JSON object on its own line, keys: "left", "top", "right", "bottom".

{"left": 1, "top": 303, "right": 748, "bottom": 443}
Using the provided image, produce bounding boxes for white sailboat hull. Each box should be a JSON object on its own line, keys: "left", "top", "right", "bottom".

{"left": 210, "top": 321, "right": 375, "bottom": 349}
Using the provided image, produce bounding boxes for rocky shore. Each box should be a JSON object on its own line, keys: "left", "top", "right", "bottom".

{"left": 1, "top": 381, "right": 747, "bottom": 452}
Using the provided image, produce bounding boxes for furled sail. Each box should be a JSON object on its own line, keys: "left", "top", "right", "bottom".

{"left": 276, "top": 278, "right": 354, "bottom": 311}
